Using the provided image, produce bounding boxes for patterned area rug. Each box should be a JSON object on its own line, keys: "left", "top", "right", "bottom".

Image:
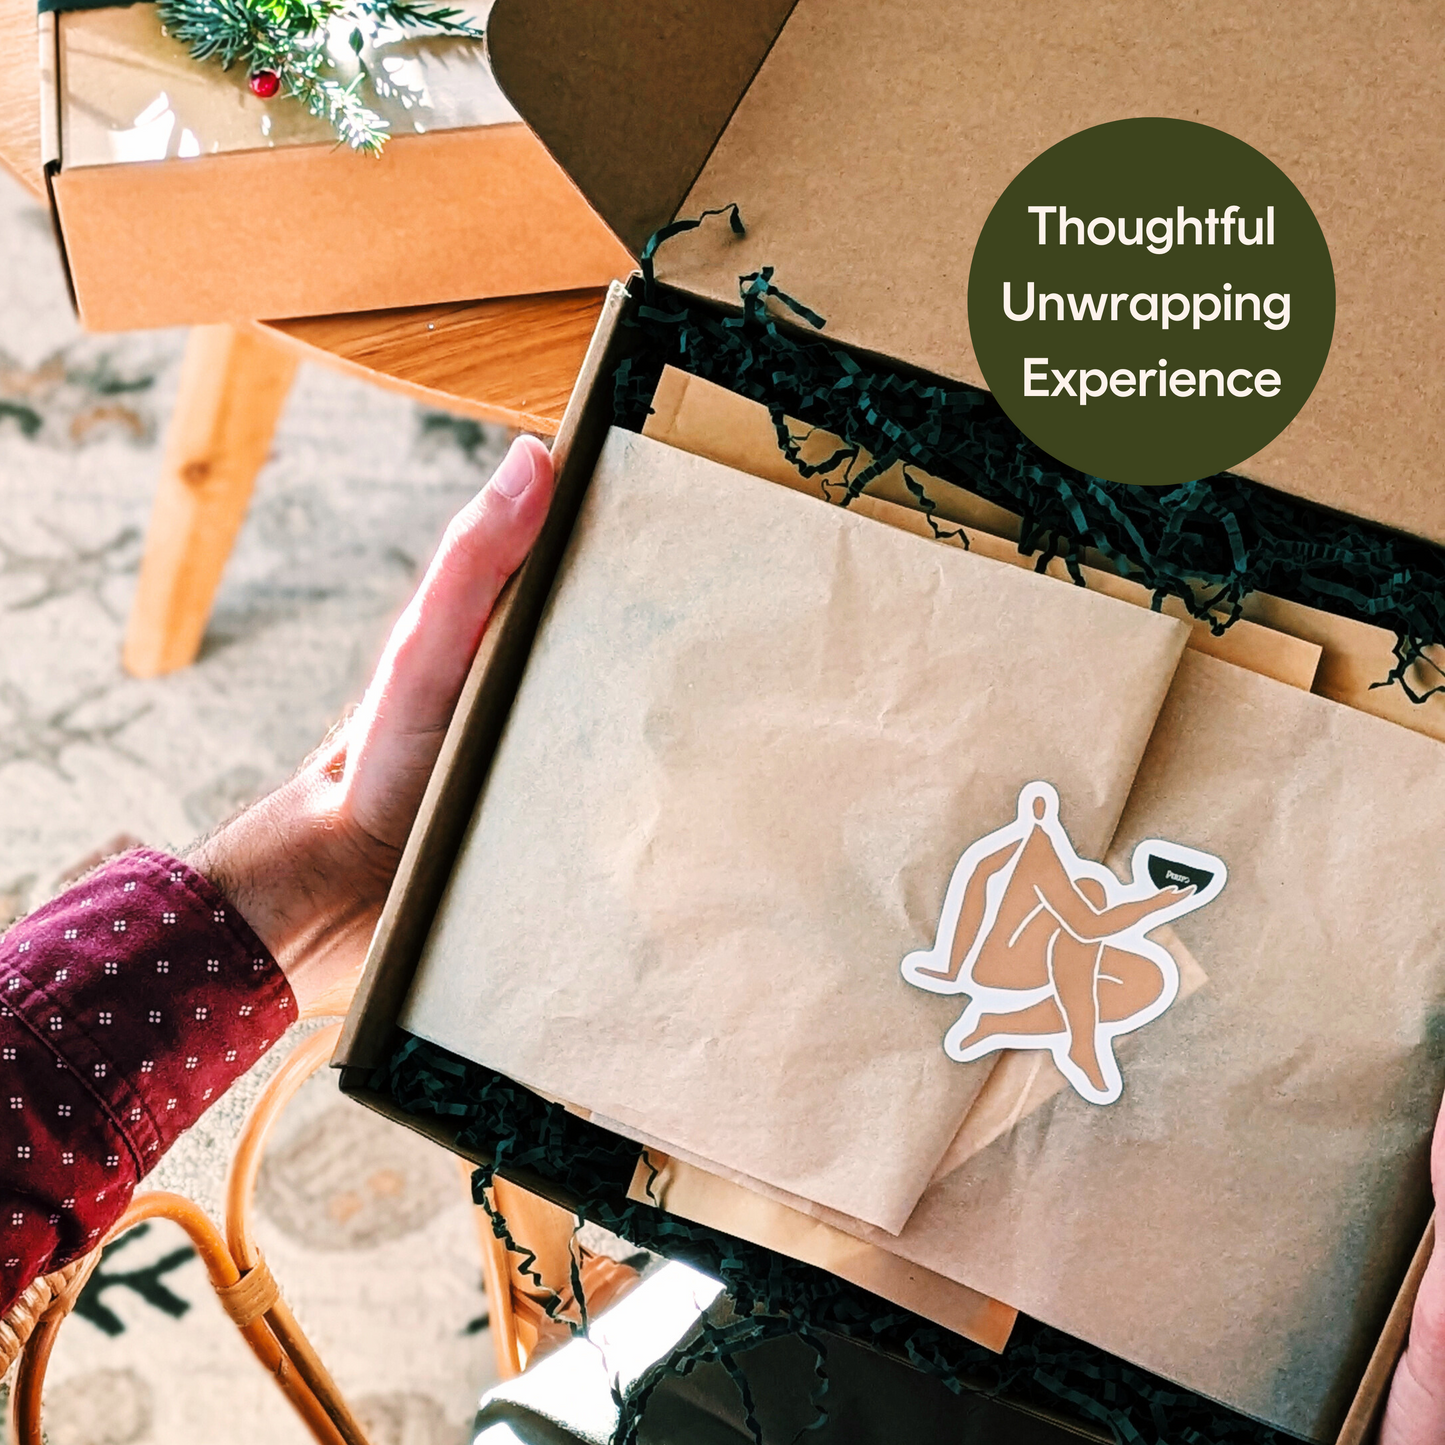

{"left": 0, "top": 165, "right": 514, "bottom": 1444}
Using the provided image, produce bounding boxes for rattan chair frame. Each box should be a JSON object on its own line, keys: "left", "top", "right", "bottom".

{"left": 2, "top": 1018, "right": 469, "bottom": 1445}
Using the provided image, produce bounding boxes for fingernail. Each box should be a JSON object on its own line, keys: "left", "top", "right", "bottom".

{"left": 491, "top": 439, "right": 540, "bottom": 499}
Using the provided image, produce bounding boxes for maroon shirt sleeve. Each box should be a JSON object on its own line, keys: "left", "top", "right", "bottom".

{"left": 0, "top": 847, "right": 294, "bottom": 1315}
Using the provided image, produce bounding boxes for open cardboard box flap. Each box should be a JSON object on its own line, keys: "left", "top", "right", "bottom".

{"left": 487, "top": 0, "right": 1445, "bottom": 548}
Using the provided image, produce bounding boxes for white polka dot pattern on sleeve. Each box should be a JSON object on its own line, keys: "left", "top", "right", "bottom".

{"left": 0, "top": 846, "right": 292, "bottom": 1317}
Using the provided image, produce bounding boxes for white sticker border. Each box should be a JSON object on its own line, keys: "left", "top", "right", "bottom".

{"left": 902, "top": 781, "right": 1227, "bottom": 1106}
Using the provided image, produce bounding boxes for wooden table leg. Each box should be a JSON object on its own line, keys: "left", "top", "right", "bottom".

{"left": 122, "top": 324, "right": 299, "bottom": 678}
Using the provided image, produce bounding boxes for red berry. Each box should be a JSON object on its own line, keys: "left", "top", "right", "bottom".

{"left": 249, "top": 69, "right": 280, "bottom": 98}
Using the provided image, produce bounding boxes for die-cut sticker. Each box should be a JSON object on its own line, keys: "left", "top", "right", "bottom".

{"left": 902, "top": 781, "right": 1225, "bottom": 1105}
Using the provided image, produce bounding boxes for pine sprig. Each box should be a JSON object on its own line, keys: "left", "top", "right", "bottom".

{"left": 155, "top": 0, "right": 483, "bottom": 153}
{"left": 287, "top": 60, "right": 389, "bottom": 157}
{"left": 364, "top": 0, "right": 481, "bottom": 35}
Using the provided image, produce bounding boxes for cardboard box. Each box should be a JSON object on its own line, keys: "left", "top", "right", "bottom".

{"left": 336, "top": 2, "right": 1443, "bottom": 1439}
{"left": 36, "top": 1, "right": 634, "bottom": 329}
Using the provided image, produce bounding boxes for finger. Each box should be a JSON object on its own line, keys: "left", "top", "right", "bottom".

{"left": 1417, "top": 1105, "right": 1445, "bottom": 1377}
{"left": 370, "top": 433, "right": 554, "bottom": 735}
{"left": 343, "top": 434, "right": 555, "bottom": 845}
{"left": 1433, "top": 1086, "right": 1445, "bottom": 1202}
{"left": 1381, "top": 1095, "right": 1445, "bottom": 1445}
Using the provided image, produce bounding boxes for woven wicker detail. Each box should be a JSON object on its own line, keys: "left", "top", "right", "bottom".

{"left": 217, "top": 1256, "right": 280, "bottom": 1329}
{"left": 0, "top": 1255, "right": 95, "bottom": 1374}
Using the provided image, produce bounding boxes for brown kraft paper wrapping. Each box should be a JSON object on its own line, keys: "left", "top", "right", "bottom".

{"left": 646, "top": 362, "right": 1445, "bottom": 743}
{"left": 635, "top": 371, "right": 1329, "bottom": 1196}
{"left": 400, "top": 428, "right": 1190, "bottom": 1234}
{"left": 644, "top": 365, "right": 1445, "bottom": 738}
{"left": 606, "top": 930, "right": 1201, "bottom": 1348}
{"left": 586, "top": 441, "right": 1441, "bottom": 1428}
{"left": 796, "top": 651, "right": 1445, "bottom": 1442}
{"left": 592, "top": 714, "right": 1209, "bottom": 1211}
{"left": 642, "top": 367, "right": 1326, "bottom": 695}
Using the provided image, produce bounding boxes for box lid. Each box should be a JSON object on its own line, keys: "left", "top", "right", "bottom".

{"left": 55, "top": 0, "right": 513, "bottom": 167}
{"left": 488, "top": 0, "right": 1445, "bottom": 547}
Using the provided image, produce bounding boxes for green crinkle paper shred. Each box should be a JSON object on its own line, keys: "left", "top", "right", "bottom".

{"left": 614, "top": 206, "right": 1445, "bottom": 702}
{"left": 377, "top": 1033, "right": 1287, "bottom": 1445}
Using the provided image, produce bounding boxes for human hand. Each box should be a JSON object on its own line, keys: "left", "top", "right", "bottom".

{"left": 1380, "top": 1104, "right": 1445, "bottom": 1445}
{"left": 188, "top": 434, "right": 555, "bottom": 1017}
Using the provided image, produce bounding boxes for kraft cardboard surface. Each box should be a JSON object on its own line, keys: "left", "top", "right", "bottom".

{"left": 626, "top": 1149, "right": 1019, "bottom": 1353}
{"left": 485, "top": 0, "right": 797, "bottom": 255}
{"left": 487, "top": 0, "right": 1445, "bottom": 545}
{"left": 51, "top": 124, "right": 633, "bottom": 329}
{"left": 1240, "top": 591, "right": 1445, "bottom": 746}
{"left": 400, "top": 427, "right": 1190, "bottom": 1234}
{"left": 335, "top": 279, "right": 643, "bottom": 1080}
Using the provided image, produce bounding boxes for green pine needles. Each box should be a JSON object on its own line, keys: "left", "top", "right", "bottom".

{"left": 155, "top": 0, "right": 483, "bottom": 154}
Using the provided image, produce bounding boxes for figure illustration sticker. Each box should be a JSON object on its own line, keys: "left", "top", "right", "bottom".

{"left": 902, "top": 782, "right": 1225, "bottom": 1105}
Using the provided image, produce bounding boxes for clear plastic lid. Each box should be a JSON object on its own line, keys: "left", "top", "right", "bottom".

{"left": 59, "top": 0, "right": 515, "bottom": 167}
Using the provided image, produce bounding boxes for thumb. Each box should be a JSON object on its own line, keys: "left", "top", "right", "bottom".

{"left": 343, "top": 433, "right": 555, "bottom": 848}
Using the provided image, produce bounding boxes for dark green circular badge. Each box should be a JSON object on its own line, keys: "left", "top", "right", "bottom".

{"left": 967, "top": 118, "right": 1334, "bottom": 487}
